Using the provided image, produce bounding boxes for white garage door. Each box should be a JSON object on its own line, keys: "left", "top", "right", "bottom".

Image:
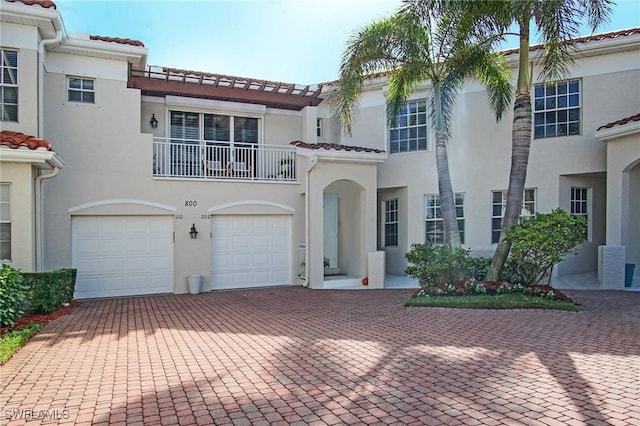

{"left": 211, "top": 215, "right": 291, "bottom": 290}
{"left": 72, "top": 216, "right": 174, "bottom": 298}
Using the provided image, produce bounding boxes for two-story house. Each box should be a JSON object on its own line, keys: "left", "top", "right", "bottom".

{"left": 1, "top": 0, "right": 638, "bottom": 298}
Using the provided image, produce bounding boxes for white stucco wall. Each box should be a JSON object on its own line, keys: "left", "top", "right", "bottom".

{"left": 1, "top": 23, "right": 39, "bottom": 136}
{"left": 0, "top": 163, "right": 35, "bottom": 271}
{"left": 341, "top": 45, "right": 640, "bottom": 276}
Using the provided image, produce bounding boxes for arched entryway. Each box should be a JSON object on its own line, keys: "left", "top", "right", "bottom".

{"left": 323, "top": 179, "right": 365, "bottom": 286}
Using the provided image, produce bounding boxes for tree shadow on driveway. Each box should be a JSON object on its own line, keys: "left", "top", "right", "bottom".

{"left": 2, "top": 288, "right": 639, "bottom": 424}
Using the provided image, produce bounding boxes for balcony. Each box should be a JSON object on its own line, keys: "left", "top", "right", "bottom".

{"left": 153, "top": 137, "right": 296, "bottom": 182}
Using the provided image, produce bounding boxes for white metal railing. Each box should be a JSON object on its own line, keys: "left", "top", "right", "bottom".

{"left": 152, "top": 137, "right": 297, "bottom": 181}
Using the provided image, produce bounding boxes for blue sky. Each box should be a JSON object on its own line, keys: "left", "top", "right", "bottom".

{"left": 55, "top": 0, "right": 640, "bottom": 85}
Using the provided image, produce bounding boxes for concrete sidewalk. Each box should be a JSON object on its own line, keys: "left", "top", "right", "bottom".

{"left": 2, "top": 288, "right": 639, "bottom": 425}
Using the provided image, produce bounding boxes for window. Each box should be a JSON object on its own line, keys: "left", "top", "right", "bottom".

{"left": 389, "top": 100, "right": 428, "bottom": 153}
{"left": 316, "top": 118, "right": 323, "bottom": 137}
{"left": 491, "top": 189, "right": 536, "bottom": 243}
{"left": 534, "top": 79, "right": 580, "bottom": 139}
{"left": 571, "top": 187, "right": 589, "bottom": 239}
{"left": 1, "top": 49, "right": 18, "bottom": 122}
{"left": 425, "top": 193, "right": 465, "bottom": 244}
{"left": 384, "top": 199, "right": 398, "bottom": 247}
{"left": 0, "top": 184, "right": 10, "bottom": 260}
{"left": 168, "top": 110, "right": 260, "bottom": 176}
{"left": 68, "top": 77, "right": 95, "bottom": 103}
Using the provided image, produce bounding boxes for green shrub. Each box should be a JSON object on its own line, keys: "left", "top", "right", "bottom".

{"left": 0, "top": 265, "right": 29, "bottom": 327}
{"left": 23, "top": 269, "right": 77, "bottom": 314}
{"left": 405, "top": 243, "right": 471, "bottom": 289}
{"left": 505, "top": 209, "right": 587, "bottom": 285}
{"left": 500, "top": 258, "right": 526, "bottom": 285}
{"left": 466, "top": 256, "right": 491, "bottom": 281}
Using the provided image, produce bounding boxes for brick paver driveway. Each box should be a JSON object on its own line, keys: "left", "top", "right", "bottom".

{"left": 2, "top": 288, "right": 639, "bottom": 425}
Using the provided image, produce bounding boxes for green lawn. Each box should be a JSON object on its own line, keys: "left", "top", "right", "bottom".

{"left": 405, "top": 294, "right": 578, "bottom": 311}
{"left": 0, "top": 323, "right": 42, "bottom": 365}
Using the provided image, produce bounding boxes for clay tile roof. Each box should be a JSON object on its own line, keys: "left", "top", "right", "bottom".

{"left": 0, "top": 131, "right": 52, "bottom": 151}
{"left": 503, "top": 27, "right": 640, "bottom": 56}
{"left": 6, "top": 0, "right": 56, "bottom": 9}
{"left": 90, "top": 35, "right": 145, "bottom": 48}
{"left": 597, "top": 113, "right": 640, "bottom": 131}
{"left": 290, "top": 141, "right": 385, "bottom": 154}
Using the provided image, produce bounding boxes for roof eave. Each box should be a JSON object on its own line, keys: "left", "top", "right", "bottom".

{"left": 0, "top": 0, "right": 61, "bottom": 37}
{"left": 0, "top": 147, "right": 65, "bottom": 169}
{"left": 52, "top": 35, "right": 148, "bottom": 70}
{"left": 595, "top": 120, "right": 640, "bottom": 142}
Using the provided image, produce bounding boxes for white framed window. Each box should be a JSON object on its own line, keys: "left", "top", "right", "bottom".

{"left": 384, "top": 199, "right": 398, "bottom": 247}
{"left": 0, "top": 183, "right": 11, "bottom": 260}
{"left": 167, "top": 110, "right": 260, "bottom": 176}
{"left": 1, "top": 49, "right": 18, "bottom": 122}
{"left": 571, "top": 186, "right": 589, "bottom": 240}
{"left": 170, "top": 111, "right": 259, "bottom": 144}
{"left": 389, "top": 100, "right": 428, "bottom": 153}
{"left": 534, "top": 79, "right": 580, "bottom": 139}
{"left": 491, "top": 189, "right": 536, "bottom": 244}
{"left": 68, "top": 77, "right": 95, "bottom": 103}
{"left": 316, "top": 118, "right": 323, "bottom": 137}
{"left": 425, "top": 193, "right": 465, "bottom": 245}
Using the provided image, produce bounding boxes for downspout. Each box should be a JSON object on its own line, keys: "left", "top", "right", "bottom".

{"left": 38, "top": 30, "right": 62, "bottom": 137}
{"left": 35, "top": 30, "right": 62, "bottom": 271}
{"left": 35, "top": 166, "right": 59, "bottom": 271}
{"left": 303, "top": 155, "right": 318, "bottom": 287}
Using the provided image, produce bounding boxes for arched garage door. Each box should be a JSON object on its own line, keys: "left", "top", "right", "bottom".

{"left": 211, "top": 215, "right": 291, "bottom": 290}
{"left": 72, "top": 216, "right": 174, "bottom": 298}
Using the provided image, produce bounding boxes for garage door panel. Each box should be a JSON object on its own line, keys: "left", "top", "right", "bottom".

{"left": 212, "top": 252, "right": 232, "bottom": 268}
{"left": 75, "top": 238, "right": 100, "bottom": 255}
{"left": 251, "top": 217, "right": 270, "bottom": 233}
{"left": 73, "top": 216, "right": 174, "bottom": 298}
{"left": 101, "top": 218, "right": 125, "bottom": 236}
{"left": 211, "top": 215, "right": 291, "bottom": 290}
{"left": 232, "top": 235, "right": 251, "bottom": 251}
{"left": 103, "top": 276, "right": 125, "bottom": 291}
{"left": 271, "top": 252, "right": 289, "bottom": 266}
{"left": 212, "top": 235, "right": 232, "bottom": 251}
{"left": 126, "top": 220, "right": 149, "bottom": 235}
{"left": 232, "top": 254, "right": 251, "bottom": 268}
{"left": 125, "top": 256, "right": 149, "bottom": 272}
{"left": 252, "top": 235, "right": 270, "bottom": 251}
{"left": 149, "top": 255, "right": 172, "bottom": 271}
{"left": 127, "top": 238, "right": 150, "bottom": 253}
{"left": 253, "top": 253, "right": 270, "bottom": 267}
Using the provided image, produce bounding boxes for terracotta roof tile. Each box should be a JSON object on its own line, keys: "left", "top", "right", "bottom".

{"left": 290, "top": 141, "right": 385, "bottom": 154}
{"left": 6, "top": 0, "right": 56, "bottom": 9}
{"left": 597, "top": 113, "right": 640, "bottom": 131}
{"left": 0, "top": 131, "right": 52, "bottom": 151}
{"left": 502, "top": 28, "right": 640, "bottom": 56}
{"left": 323, "top": 27, "right": 640, "bottom": 87}
{"left": 90, "top": 35, "right": 145, "bottom": 47}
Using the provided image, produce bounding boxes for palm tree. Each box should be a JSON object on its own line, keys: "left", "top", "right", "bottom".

{"left": 332, "top": 0, "right": 511, "bottom": 248}
{"left": 477, "top": 0, "right": 613, "bottom": 280}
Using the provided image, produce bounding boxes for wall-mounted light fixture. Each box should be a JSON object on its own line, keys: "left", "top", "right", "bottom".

{"left": 189, "top": 223, "right": 198, "bottom": 239}
{"left": 150, "top": 113, "right": 159, "bottom": 128}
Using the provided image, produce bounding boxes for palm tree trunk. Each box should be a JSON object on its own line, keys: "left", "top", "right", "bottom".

{"left": 433, "top": 82, "right": 461, "bottom": 249}
{"left": 486, "top": 21, "right": 531, "bottom": 281}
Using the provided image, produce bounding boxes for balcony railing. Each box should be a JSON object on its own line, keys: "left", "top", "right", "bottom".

{"left": 153, "top": 137, "right": 297, "bottom": 181}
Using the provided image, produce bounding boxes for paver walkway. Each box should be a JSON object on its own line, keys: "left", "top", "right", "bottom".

{"left": 1, "top": 288, "right": 639, "bottom": 425}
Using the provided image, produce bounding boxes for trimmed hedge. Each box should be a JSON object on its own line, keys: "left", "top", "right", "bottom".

{"left": 22, "top": 269, "right": 77, "bottom": 314}
{"left": 0, "top": 265, "right": 30, "bottom": 327}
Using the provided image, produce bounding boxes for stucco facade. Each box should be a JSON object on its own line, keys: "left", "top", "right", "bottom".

{"left": 1, "top": 0, "right": 638, "bottom": 296}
